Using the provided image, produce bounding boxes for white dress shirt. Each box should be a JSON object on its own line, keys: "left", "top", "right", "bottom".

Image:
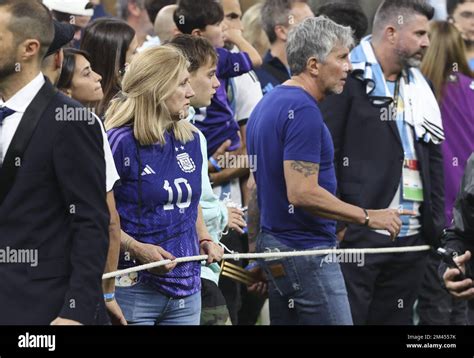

{"left": 0, "top": 73, "right": 120, "bottom": 192}
{"left": 0, "top": 73, "right": 45, "bottom": 162}
{"left": 93, "top": 113, "right": 120, "bottom": 192}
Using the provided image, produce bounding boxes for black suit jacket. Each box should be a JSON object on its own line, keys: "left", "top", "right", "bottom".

{"left": 0, "top": 78, "right": 109, "bottom": 324}
{"left": 319, "top": 73, "right": 445, "bottom": 247}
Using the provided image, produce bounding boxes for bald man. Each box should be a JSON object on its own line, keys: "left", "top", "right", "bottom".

{"left": 154, "top": 4, "right": 180, "bottom": 43}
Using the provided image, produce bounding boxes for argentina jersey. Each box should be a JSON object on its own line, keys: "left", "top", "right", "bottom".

{"left": 108, "top": 126, "right": 203, "bottom": 297}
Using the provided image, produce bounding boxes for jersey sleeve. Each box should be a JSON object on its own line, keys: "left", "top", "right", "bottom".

{"left": 216, "top": 48, "right": 253, "bottom": 79}
{"left": 107, "top": 127, "right": 132, "bottom": 182}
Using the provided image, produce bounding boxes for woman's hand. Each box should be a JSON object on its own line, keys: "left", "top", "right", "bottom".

{"left": 200, "top": 241, "right": 224, "bottom": 265}
{"left": 105, "top": 299, "right": 128, "bottom": 325}
{"left": 130, "top": 241, "right": 177, "bottom": 275}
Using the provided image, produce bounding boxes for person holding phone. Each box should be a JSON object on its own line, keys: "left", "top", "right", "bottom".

{"left": 442, "top": 153, "right": 474, "bottom": 299}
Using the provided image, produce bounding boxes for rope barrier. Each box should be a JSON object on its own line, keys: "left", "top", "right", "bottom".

{"left": 102, "top": 245, "right": 431, "bottom": 280}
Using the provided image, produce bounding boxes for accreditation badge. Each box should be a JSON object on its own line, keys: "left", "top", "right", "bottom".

{"left": 402, "top": 159, "right": 423, "bottom": 202}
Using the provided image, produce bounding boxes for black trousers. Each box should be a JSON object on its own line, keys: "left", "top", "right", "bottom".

{"left": 218, "top": 230, "right": 245, "bottom": 325}
{"left": 341, "top": 232, "right": 428, "bottom": 325}
{"left": 238, "top": 288, "right": 266, "bottom": 325}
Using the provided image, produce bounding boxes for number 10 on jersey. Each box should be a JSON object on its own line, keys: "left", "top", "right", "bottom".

{"left": 163, "top": 178, "right": 193, "bottom": 210}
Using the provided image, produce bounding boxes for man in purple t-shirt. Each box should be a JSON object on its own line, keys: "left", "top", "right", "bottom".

{"left": 247, "top": 17, "right": 405, "bottom": 325}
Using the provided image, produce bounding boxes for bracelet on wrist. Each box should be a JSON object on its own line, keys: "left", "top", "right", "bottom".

{"left": 199, "top": 239, "right": 213, "bottom": 246}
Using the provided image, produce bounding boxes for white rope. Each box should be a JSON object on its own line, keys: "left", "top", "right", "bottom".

{"left": 102, "top": 245, "right": 431, "bottom": 280}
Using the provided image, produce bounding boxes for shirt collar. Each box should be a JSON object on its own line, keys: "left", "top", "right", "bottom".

{"left": 263, "top": 50, "right": 290, "bottom": 74}
{"left": 0, "top": 73, "right": 45, "bottom": 113}
{"left": 263, "top": 50, "right": 274, "bottom": 63}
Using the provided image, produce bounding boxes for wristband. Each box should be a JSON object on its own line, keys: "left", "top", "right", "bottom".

{"left": 209, "top": 157, "right": 222, "bottom": 172}
{"left": 104, "top": 292, "right": 115, "bottom": 302}
{"left": 199, "top": 239, "right": 213, "bottom": 246}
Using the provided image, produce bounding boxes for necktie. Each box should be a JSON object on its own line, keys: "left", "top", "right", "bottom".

{"left": 0, "top": 106, "right": 15, "bottom": 124}
{"left": 0, "top": 106, "right": 15, "bottom": 167}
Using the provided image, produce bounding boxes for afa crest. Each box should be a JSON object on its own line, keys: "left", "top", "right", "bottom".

{"left": 177, "top": 152, "right": 196, "bottom": 173}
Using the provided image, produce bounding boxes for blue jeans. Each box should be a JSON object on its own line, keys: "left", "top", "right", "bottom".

{"left": 116, "top": 280, "right": 201, "bottom": 325}
{"left": 257, "top": 232, "right": 353, "bottom": 325}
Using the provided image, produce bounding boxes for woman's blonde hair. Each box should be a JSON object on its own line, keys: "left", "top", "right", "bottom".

{"left": 242, "top": 3, "right": 270, "bottom": 58}
{"left": 104, "top": 45, "right": 197, "bottom": 146}
{"left": 421, "top": 21, "right": 474, "bottom": 101}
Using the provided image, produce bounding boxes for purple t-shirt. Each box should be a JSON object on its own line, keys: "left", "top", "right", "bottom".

{"left": 108, "top": 126, "right": 203, "bottom": 297}
{"left": 247, "top": 86, "right": 337, "bottom": 249}
{"left": 441, "top": 73, "right": 474, "bottom": 225}
{"left": 193, "top": 48, "right": 252, "bottom": 156}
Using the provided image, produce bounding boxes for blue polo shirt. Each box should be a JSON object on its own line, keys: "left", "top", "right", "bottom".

{"left": 246, "top": 86, "right": 337, "bottom": 249}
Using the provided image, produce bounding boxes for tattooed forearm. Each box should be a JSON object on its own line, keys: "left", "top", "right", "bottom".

{"left": 290, "top": 161, "right": 319, "bottom": 177}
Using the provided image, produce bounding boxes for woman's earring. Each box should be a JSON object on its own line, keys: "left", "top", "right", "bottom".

{"left": 119, "top": 63, "right": 130, "bottom": 77}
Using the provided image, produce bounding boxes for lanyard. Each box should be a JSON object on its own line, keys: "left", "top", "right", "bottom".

{"left": 392, "top": 77, "right": 401, "bottom": 118}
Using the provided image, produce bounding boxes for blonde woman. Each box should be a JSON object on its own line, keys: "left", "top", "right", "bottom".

{"left": 105, "top": 45, "right": 223, "bottom": 325}
{"left": 242, "top": 3, "right": 270, "bottom": 58}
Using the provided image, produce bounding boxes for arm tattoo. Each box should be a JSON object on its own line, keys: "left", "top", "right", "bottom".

{"left": 290, "top": 161, "right": 319, "bottom": 177}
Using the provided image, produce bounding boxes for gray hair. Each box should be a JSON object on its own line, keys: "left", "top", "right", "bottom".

{"left": 261, "top": 0, "right": 307, "bottom": 44}
{"left": 286, "top": 16, "right": 354, "bottom": 75}
{"left": 116, "top": 0, "right": 145, "bottom": 20}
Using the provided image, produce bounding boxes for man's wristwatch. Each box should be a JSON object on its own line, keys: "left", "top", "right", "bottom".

{"left": 363, "top": 209, "right": 370, "bottom": 226}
